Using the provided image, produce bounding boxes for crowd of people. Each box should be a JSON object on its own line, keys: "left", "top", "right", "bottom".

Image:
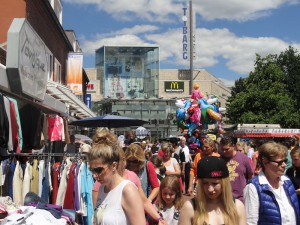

{"left": 88, "top": 129, "right": 300, "bottom": 225}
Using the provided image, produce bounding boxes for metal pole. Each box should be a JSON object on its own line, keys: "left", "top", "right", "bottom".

{"left": 189, "top": 0, "right": 193, "bottom": 94}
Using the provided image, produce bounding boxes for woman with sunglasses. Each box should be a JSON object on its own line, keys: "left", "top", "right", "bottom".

{"left": 244, "top": 141, "right": 300, "bottom": 225}
{"left": 125, "top": 143, "right": 160, "bottom": 203}
{"left": 88, "top": 129, "right": 145, "bottom": 225}
{"left": 92, "top": 145, "right": 165, "bottom": 224}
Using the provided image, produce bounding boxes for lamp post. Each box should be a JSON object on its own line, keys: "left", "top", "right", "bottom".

{"left": 189, "top": 0, "right": 194, "bottom": 94}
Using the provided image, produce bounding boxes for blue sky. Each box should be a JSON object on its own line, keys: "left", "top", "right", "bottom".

{"left": 62, "top": 0, "right": 300, "bottom": 86}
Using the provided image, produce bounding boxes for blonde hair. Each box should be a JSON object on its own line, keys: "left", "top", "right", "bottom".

{"left": 193, "top": 178, "right": 239, "bottom": 225}
{"left": 88, "top": 128, "right": 121, "bottom": 164}
{"left": 125, "top": 143, "right": 145, "bottom": 169}
{"left": 236, "top": 141, "right": 247, "bottom": 155}
{"left": 156, "top": 176, "right": 183, "bottom": 210}
{"left": 258, "top": 141, "right": 288, "bottom": 171}
{"left": 202, "top": 138, "right": 217, "bottom": 152}
{"left": 161, "top": 142, "right": 174, "bottom": 154}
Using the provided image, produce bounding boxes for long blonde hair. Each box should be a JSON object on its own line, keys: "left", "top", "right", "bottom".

{"left": 193, "top": 178, "right": 239, "bottom": 225}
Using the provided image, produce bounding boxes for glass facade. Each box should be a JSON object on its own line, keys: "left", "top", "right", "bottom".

{"left": 95, "top": 46, "right": 159, "bottom": 99}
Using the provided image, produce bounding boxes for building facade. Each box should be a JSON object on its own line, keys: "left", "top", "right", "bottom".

{"left": 87, "top": 54, "right": 231, "bottom": 138}
{"left": 0, "top": 0, "right": 95, "bottom": 119}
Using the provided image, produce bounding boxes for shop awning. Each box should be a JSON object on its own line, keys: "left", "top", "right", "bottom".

{"left": 234, "top": 129, "right": 300, "bottom": 138}
{"left": 47, "top": 81, "right": 96, "bottom": 119}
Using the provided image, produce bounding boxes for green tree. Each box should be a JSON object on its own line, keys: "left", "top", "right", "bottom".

{"left": 226, "top": 49, "right": 300, "bottom": 128}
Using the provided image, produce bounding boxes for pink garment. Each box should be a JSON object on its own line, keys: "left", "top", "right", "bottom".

{"left": 48, "top": 116, "right": 63, "bottom": 141}
{"left": 9, "top": 101, "right": 20, "bottom": 153}
{"left": 93, "top": 169, "right": 141, "bottom": 191}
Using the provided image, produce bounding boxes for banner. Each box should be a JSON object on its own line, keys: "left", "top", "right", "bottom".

{"left": 67, "top": 53, "right": 83, "bottom": 94}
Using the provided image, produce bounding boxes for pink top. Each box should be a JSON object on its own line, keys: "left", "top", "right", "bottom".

{"left": 92, "top": 169, "right": 141, "bottom": 191}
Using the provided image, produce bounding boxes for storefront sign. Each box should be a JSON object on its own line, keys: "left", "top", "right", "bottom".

{"left": 6, "top": 18, "right": 51, "bottom": 101}
{"left": 86, "top": 80, "right": 97, "bottom": 93}
{"left": 182, "top": 7, "right": 188, "bottom": 60}
{"left": 165, "top": 81, "right": 184, "bottom": 92}
{"left": 85, "top": 94, "right": 91, "bottom": 109}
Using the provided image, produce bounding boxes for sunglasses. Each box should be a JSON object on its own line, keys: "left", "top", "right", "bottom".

{"left": 268, "top": 158, "right": 288, "bottom": 166}
{"left": 127, "top": 159, "right": 140, "bottom": 164}
{"left": 89, "top": 166, "right": 107, "bottom": 174}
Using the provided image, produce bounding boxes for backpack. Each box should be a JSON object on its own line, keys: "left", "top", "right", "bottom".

{"left": 173, "top": 148, "right": 186, "bottom": 164}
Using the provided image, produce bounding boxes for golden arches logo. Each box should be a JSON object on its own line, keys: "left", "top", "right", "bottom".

{"left": 170, "top": 82, "right": 179, "bottom": 89}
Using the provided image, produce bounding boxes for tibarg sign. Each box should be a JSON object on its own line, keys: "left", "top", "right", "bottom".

{"left": 165, "top": 81, "right": 184, "bottom": 92}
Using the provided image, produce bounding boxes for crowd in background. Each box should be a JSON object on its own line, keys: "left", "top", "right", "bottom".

{"left": 88, "top": 128, "right": 300, "bottom": 225}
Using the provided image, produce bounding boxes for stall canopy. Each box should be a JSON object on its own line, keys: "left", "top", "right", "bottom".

{"left": 234, "top": 129, "right": 300, "bottom": 138}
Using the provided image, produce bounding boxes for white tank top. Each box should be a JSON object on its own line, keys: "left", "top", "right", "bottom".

{"left": 94, "top": 179, "right": 131, "bottom": 225}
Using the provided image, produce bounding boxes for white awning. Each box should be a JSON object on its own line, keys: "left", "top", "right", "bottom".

{"left": 47, "top": 81, "right": 96, "bottom": 118}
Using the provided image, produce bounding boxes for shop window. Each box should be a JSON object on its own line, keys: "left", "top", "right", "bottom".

{"left": 48, "top": 54, "right": 54, "bottom": 81}
{"left": 53, "top": 59, "right": 61, "bottom": 83}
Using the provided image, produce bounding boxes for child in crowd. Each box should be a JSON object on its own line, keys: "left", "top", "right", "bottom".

{"left": 152, "top": 175, "right": 183, "bottom": 225}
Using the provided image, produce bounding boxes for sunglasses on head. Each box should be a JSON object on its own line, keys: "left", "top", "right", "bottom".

{"left": 89, "top": 166, "right": 106, "bottom": 174}
{"left": 268, "top": 158, "right": 288, "bottom": 166}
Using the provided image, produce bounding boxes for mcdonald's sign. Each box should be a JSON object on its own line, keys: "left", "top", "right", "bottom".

{"left": 165, "top": 81, "right": 184, "bottom": 92}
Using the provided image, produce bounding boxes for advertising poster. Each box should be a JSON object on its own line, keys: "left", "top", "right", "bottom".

{"left": 67, "top": 53, "right": 83, "bottom": 94}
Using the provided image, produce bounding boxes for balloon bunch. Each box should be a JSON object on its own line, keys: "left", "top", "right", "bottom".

{"left": 175, "top": 83, "right": 225, "bottom": 135}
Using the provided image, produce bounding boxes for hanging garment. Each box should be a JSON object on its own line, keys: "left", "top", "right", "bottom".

{"left": 51, "top": 162, "right": 61, "bottom": 205}
{"left": 19, "top": 104, "right": 43, "bottom": 150}
{"left": 38, "top": 160, "right": 45, "bottom": 197}
{"left": 80, "top": 161, "right": 94, "bottom": 225}
{"left": 8, "top": 100, "right": 19, "bottom": 153}
{"left": 56, "top": 159, "right": 72, "bottom": 206}
{"left": 41, "top": 160, "right": 51, "bottom": 203}
{"left": 63, "top": 161, "right": 77, "bottom": 209}
{"left": 23, "top": 161, "right": 33, "bottom": 202}
{"left": 8, "top": 98, "right": 22, "bottom": 151}
{"left": 0, "top": 94, "right": 9, "bottom": 156}
{"left": 2, "top": 160, "right": 11, "bottom": 197}
{"left": 48, "top": 116, "right": 64, "bottom": 141}
{"left": 3, "top": 97, "right": 13, "bottom": 153}
{"left": 74, "top": 162, "right": 81, "bottom": 212}
{"left": 30, "top": 159, "right": 39, "bottom": 195}
{"left": 8, "top": 160, "right": 16, "bottom": 199}
{"left": 13, "top": 161, "right": 23, "bottom": 205}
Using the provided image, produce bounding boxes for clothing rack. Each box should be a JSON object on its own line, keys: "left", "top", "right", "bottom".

{"left": 8, "top": 152, "right": 86, "bottom": 157}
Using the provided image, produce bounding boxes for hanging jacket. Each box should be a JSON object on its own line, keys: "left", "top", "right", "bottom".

{"left": 0, "top": 94, "right": 9, "bottom": 156}
{"left": 250, "top": 175, "right": 300, "bottom": 225}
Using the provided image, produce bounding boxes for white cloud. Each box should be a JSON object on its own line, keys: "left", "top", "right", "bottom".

{"left": 63, "top": 0, "right": 299, "bottom": 22}
{"left": 194, "top": 0, "right": 298, "bottom": 21}
{"left": 80, "top": 25, "right": 298, "bottom": 78}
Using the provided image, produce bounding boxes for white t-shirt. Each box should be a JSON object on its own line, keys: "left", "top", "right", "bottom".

{"left": 165, "top": 158, "right": 179, "bottom": 172}
{"left": 155, "top": 205, "right": 180, "bottom": 225}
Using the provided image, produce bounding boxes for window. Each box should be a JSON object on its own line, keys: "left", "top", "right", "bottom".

{"left": 53, "top": 59, "right": 61, "bottom": 83}
{"left": 48, "top": 54, "right": 54, "bottom": 81}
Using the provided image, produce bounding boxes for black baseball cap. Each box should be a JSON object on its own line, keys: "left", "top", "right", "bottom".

{"left": 197, "top": 156, "right": 229, "bottom": 179}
